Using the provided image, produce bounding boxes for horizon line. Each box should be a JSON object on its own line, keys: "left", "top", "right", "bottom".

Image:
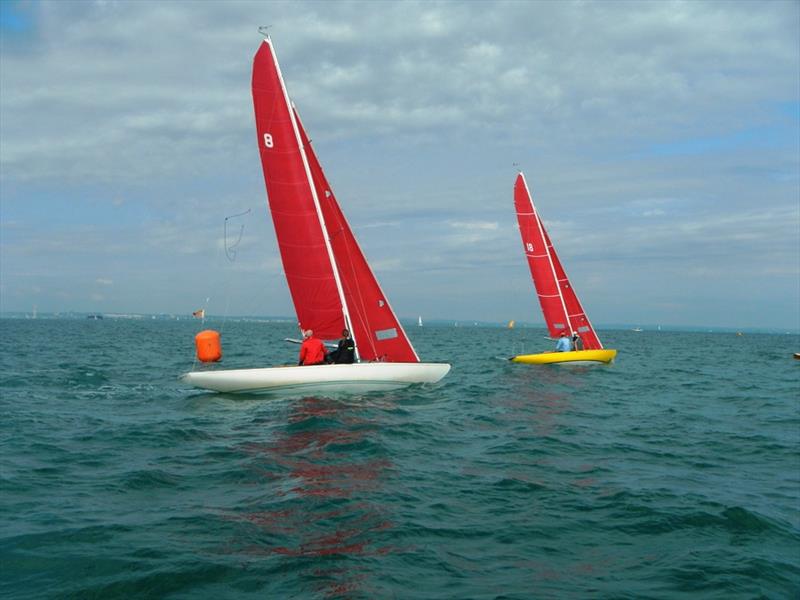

{"left": 1, "top": 310, "right": 797, "bottom": 334}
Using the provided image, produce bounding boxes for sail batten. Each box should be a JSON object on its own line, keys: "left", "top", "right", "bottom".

{"left": 514, "top": 172, "right": 604, "bottom": 350}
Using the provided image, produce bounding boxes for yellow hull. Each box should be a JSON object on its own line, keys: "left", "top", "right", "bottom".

{"left": 511, "top": 349, "right": 617, "bottom": 365}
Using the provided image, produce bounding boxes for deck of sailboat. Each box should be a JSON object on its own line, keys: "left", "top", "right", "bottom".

{"left": 181, "top": 362, "right": 451, "bottom": 394}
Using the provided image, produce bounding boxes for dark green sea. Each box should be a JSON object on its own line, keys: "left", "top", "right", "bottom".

{"left": 1, "top": 317, "right": 798, "bottom": 599}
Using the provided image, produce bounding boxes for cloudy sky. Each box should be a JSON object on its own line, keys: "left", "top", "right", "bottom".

{"left": 1, "top": 0, "right": 798, "bottom": 330}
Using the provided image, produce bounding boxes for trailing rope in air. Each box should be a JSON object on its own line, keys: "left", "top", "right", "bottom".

{"left": 219, "top": 208, "right": 253, "bottom": 337}
{"left": 224, "top": 208, "right": 251, "bottom": 262}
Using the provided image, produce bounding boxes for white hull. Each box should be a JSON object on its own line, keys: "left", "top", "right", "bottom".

{"left": 180, "top": 362, "right": 451, "bottom": 394}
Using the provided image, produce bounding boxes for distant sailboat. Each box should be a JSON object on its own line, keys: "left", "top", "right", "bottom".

{"left": 632, "top": 327, "right": 643, "bottom": 332}
{"left": 509, "top": 173, "right": 617, "bottom": 365}
{"left": 508, "top": 320, "right": 515, "bottom": 329}
{"left": 181, "top": 37, "right": 450, "bottom": 394}
{"left": 418, "top": 316, "right": 423, "bottom": 327}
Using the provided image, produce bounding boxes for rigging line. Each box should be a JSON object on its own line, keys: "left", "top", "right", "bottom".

{"left": 219, "top": 294, "right": 232, "bottom": 338}
{"left": 224, "top": 208, "right": 251, "bottom": 262}
{"left": 219, "top": 208, "right": 252, "bottom": 337}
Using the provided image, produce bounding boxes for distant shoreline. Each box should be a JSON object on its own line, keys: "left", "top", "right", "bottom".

{"left": 1, "top": 312, "right": 797, "bottom": 335}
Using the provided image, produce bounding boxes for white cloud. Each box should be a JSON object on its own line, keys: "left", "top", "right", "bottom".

{"left": 0, "top": 0, "right": 797, "bottom": 328}
{"left": 3, "top": 0, "right": 794, "bottom": 185}
{"left": 448, "top": 221, "right": 499, "bottom": 231}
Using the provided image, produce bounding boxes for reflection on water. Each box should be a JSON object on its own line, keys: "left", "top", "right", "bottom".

{"left": 495, "top": 363, "right": 613, "bottom": 496}
{"left": 238, "top": 396, "right": 392, "bottom": 596}
{"left": 503, "top": 365, "right": 586, "bottom": 437}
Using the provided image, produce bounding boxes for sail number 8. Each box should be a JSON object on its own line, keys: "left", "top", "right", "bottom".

{"left": 263, "top": 133, "right": 274, "bottom": 148}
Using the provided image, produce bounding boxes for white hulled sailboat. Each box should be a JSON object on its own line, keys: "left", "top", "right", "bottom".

{"left": 181, "top": 38, "right": 450, "bottom": 393}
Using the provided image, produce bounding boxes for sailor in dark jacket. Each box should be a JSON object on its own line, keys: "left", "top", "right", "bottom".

{"left": 328, "top": 329, "right": 355, "bottom": 364}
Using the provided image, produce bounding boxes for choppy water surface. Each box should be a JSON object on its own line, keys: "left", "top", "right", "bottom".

{"left": 1, "top": 318, "right": 798, "bottom": 598}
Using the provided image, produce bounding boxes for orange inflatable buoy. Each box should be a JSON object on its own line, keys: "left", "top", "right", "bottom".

{"left": 195, "top": 330, "right": 222, "bottom": 362}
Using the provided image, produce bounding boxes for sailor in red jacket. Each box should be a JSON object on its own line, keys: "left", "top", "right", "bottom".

{"left": 298, "top": 329, "right": 327, "bottom": 366}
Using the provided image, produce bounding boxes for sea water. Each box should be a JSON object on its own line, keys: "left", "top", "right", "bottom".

{"left": 1, "top": 317, "right": 798, "bottom": 599}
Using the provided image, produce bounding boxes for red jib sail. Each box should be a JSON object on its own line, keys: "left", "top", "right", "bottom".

{"left": 293, "top": 107, "right": 419, "bottom": 362}
{"left": 251, "top": 38, "right": 418, "bottom": 362}
{"left": 513, "top": 172, "right": 604, "bottom": 350}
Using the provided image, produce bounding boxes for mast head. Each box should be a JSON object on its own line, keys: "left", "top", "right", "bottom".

{"left": 258, "top": 25, "right": 272, "bottom": 40}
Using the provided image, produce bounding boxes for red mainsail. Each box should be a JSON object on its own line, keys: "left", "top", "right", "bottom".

{"left": 251, "top": 38, "right": 418, "bottom": 362}
{"left": 513, "top": 173, "right": 603, "bottom": 350}
{"left": 252, "top": 39, "right": 343, "bottom": 340}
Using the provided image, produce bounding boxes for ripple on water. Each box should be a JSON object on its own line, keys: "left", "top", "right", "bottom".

{"left": 1, "top": 321, "right": 798, "bottom": 598}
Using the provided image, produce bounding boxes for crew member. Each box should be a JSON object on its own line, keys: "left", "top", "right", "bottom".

{"left": 298, "top": 329, "right": 327, "bottom": 365}
{"left": 328, "top": 329, "right": 355, "bottom": 364}
{"left": 555, "top": 331, "right": 572, "bottom": 352}
{"left": 572, "top": 332, "right": 583, "bottom": 351}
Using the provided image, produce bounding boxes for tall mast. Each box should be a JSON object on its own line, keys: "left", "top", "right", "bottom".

{"left": 266, "top": 37, "right": 356, "bottom": 350}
